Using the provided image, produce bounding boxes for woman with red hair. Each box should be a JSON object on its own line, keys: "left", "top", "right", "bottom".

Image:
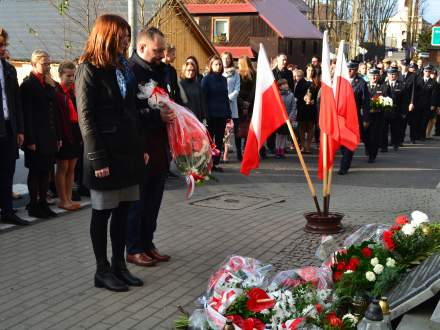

{"left": 76, "top": 14, "right": 145, "bottom": 292}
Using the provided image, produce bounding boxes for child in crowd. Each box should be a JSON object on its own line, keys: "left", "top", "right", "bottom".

{"left": 275, "top": 79, "right": 297, "bottom": 158}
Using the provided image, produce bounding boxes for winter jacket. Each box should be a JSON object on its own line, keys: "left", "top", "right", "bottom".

{"left": 223, "top": 67, "right": 240, "bottom": 119}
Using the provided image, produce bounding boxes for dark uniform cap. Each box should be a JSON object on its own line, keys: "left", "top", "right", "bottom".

{"left": 368, "top": 68, "right": 380, "bottom": 75}
{"left": 424, "top": 64, "right": 433, "bottom": 71}
{"left": 347, "top": 60, "right": 359, "bottom": 69}
{"left": 400, "top": 59, "right": 410, "bottom": 66}
{"left": 387, "top": 67, "right": 398, "bottom": 74}
{"left": 409, "top": 63, "right": 418, "bottom": 69}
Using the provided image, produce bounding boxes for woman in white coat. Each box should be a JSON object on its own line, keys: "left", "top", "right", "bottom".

{"left": 221, "top": 52, "right": 241, "bottom": 161}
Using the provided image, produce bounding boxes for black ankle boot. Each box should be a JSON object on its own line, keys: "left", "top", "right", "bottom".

{"left": 111, "top": 258, "right": 143, "bottom": 287}
{"left": 95, "top": 261, "right": 128, "bottom": 292}
{"left": 28, "top": 203, "right": 49, "bottom": 219}
{"left": 39, "top": 201, "right": 57, "bottom": 218}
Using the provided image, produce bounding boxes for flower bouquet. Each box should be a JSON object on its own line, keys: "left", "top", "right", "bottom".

{"left": 191, "top": 256, "right": 357, "bottom": 330}
{"left": 370, "top": 95, "right": 393, "bottom": 113}
{"left": 328, "top": 211, "right": 440, "bottom": 300}
{"left": 137, "top": 81, "right": 218, "bottom": 198}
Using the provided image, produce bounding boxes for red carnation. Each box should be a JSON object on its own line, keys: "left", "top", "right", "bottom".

{"left": 395, "top": 215, "right": 409, "bottom": 225}
{"left": 333, "top": 271, "right": 343, "bottom": 282}
{"left": 383, "top": 230, "right": 395, "bottom": 251}
{"left": 390, "top": 225, "right": 401, "bottom": 233}
{"left": 346, "top": 257, "right": 360, "bottom": 271}
{"left": 336, "top": 261, "right": 346, "bottom": 271}
{"left": 316, "top": 304, "right": 323, "bottom": 313}
{"left": 361, "top": 247, "right": 373, "bottom": 258}
{"left": 327, "top": 312, "right": 343, "bottom": 328}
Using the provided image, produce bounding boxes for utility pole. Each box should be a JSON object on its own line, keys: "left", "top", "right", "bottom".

{"left": 349, "top": 0, "right": 360, "bottom": 60}
{"left": 406, "top": 0, "right": 414, "bottom": 46}
{"left": 128, "top": 0, "right": 137, "bottom": 56}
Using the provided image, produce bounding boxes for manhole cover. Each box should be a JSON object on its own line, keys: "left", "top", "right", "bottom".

{"left": 191, "top": 193, "right": 269, "bottom": 210}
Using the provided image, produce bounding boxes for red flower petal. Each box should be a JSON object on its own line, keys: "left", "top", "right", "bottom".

{"left": 395, "top": 215, "right": 409, "bottom": 225}
{"left": 246, "top": 288, "right": 275, "bottom": 312}
{"left": 242, "top": 318, "right": 265, "bottom": 330}
{"left": 361, "top": 247, "right": 373, "bottom": 258}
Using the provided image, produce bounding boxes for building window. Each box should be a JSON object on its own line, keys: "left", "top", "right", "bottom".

{"left": 313, "top": 41, "right": 318, "bottom": 55}
{"left": 302, "top": 40, "right": 306, "bottom": 54}
{"left": 212, "top": 18, "right": 229, "bottom": 43}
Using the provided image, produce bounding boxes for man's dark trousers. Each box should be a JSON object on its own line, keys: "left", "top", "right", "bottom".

{"left": 339, "top": 146, "right": 354, "bottom": 173}
{"left": 0, "top": 121, "right": 17, "bottom": 217}
{"left": 126, "top": 171, "right": 167, "bottom": 254}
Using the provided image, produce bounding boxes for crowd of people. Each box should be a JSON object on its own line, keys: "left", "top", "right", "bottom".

{"left": 0, "top": 15, "right": 439, "bottom": 291}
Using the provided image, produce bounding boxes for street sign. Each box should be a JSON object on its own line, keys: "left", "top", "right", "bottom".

{"left": 432, "top": 26, "right": 440, "bottom": 46}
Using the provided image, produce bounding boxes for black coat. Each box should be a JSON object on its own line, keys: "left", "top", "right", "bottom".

{"left": 75, "top": 62, "right": 144, "bottom": 191}
{"left": 383, "top": 80, "right": 405, "bottom": 119}
{"left": 415, "top": 77, "right": 436, "bottom": 114}
{"left": 237, "top": 75, "right": 255, "bottom": 118}
{"left": 294, "top": 78, "right": 309, "bottom": 121}
{"left": 20, "top": 73, "right": 60, "bottom": 155}
{"left": 399, "top": 72, "right": 416, "bottom": 110}
{"left": 128, "top": 51, "right": 174, "bottom": 176}
{"left": 0, "top": 59, "right": 23, "bottom": 138}
{"left": 273, "top": 67, "right": 294, "bottom": 91}
{"left": 351, "top": 74, "right": 371, "bottom": 124}
{"left": 179, "top": 77, "right": 207, "bottom": 121}
{"left": 366, "top": 81, "right": 386, "bottom": 122}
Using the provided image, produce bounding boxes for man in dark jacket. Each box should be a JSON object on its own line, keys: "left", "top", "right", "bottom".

{"left": 381, "top": 67, "right": 404, "bottom": 152}
{"left": 338, "top": 61, "right": 370, "bottom": 175}
{"left": 126, "top": 27, "right": 175, "bottom": 267}
{"left": 414, "top": 65, "right": 436, "bottom": 140}
{"left": 365, "top": 68, "right": 385, "bottom": 163}
{"left": 398, "top": 59, "right": 416, "bottom": 144}
{"left": 0, "top": 28, "right": 29, "bottom": 225}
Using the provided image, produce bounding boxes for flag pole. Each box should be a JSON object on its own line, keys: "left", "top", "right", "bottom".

{"left": 286, "top": 120, "right": 321, "bottom": 214}
{"left": 326, "top": 166, "right": 333, "bottom": 213}
{"left": 322, "top": 133, "right": 328, "bottom": 216}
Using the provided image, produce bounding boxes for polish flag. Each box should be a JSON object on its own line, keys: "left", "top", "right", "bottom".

{"left": 333, "top": 41, "right": 360, "bottom": 151}
{"left": 240, "top": 44, "right": 289, "bottom": 175}
{"left": 318, "top": 31, "right": 340, "bottom": 180}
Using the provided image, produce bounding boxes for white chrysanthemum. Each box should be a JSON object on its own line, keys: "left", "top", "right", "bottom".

{"left": 366, "top": 271, "right": 376, "bottom": 282}
{"left": 386, "top": 257, "right": 396, "bottom": 268}
{"left": 343, "top": 313, "right": 358, "bottom": 324}
{"left": 260, "top": 308, "right": 270, "bottom": 315}
{"left": 402, "top": 223, "right": 416, "bottom": 236}
{"left": 411, "top": 210, "right": 429, "bottom": 227}
{"left": 373, "top": 264, "right": 384, "bottom": 275}
{"left": 370, "top": 257, "right": 379, "bottom": 266}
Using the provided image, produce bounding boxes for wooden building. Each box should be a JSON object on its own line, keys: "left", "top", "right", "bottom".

{"left": 0, "top": 0, "right": 217, "bottom": 75}
{"left": 147, "top": 0, "right": 218, "bottom": 73}
{"left": 183, "top": 0, "right": 322, "bottom": 68}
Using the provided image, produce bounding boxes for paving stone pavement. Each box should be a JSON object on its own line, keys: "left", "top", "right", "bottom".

{"left": 0, "top": 139, "right": 439, "bottom": 330}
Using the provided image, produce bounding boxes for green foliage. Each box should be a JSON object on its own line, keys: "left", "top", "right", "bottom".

{"left": 417, "top": 28, "right": 432, "bottom": 52}
{"left": 225, "top": 290, "right": 272, "bottom": 323}
{"left": 58, "top": 0, "right": 70, "bottom": 15}
{"left": 174, "top": 315, "right": 190, "bottom": 329}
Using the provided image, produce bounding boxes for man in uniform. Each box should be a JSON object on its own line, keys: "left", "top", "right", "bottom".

{"left": 398, "top": 59, "right": 416, "bottom": 144}
{"left": 365, "top": 68, "right": 385, "bottom": 163}
{"left": 381, "top": 67, "right": 404, "bottom": 152}
{"left": 338, "top": 61, "right": 370, "bottom": 175}
{"left": 414, "top": 65, "right": 436, "bottom": 141}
